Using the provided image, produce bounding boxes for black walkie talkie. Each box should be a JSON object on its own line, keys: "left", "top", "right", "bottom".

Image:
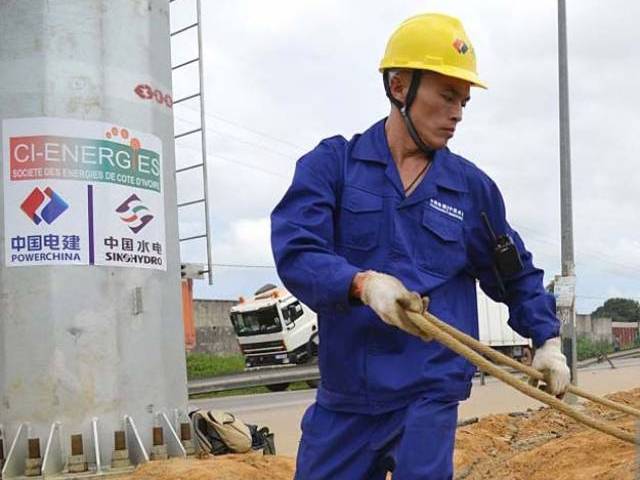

{"left": 481, "top": 212, "right": 524, "bottom": 297}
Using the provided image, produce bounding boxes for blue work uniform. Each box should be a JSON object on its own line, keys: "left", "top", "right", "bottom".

{"left": 271, "top": 119, "right": 560, "bottom": 478}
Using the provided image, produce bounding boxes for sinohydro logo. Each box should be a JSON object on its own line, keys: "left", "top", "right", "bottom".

{"left": 116, "top": 193, "right": 154, "bottom": 234}
{"left": 20, "top": 186, "right": 68, "bottom": 225}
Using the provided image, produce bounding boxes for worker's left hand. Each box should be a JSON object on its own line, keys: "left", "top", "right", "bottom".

{"left": 530, "top": 337, "right": 571, "bottom": 396}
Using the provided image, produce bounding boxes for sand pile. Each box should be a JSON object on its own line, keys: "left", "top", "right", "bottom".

{"left": 115, "top": 388, "right": 639, "bottom": 479}
{"left": 454, "top": 388, "right": 640, "bottom": 479}
{"left": 118, "top": 454, "right": 295, "bottom": 480}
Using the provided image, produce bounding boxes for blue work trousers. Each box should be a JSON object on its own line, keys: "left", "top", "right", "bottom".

{"left": 294, "top": 396, "right": 459, "bottom": 480}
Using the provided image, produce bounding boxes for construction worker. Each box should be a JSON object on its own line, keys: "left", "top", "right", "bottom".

{"left": 271, "top": 13, "right": 570, "bottom": 479}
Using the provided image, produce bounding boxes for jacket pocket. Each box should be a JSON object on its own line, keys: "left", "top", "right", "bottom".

{"left": 415, "top": 206, "right": 466, "bottom": 277}
{"left": 336, "top": 187, "right": 384, "bottom": 251}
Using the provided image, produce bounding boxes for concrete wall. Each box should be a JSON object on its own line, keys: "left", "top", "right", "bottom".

{"left": 576, "top": 314, "right": 613, "bottom": 343}
{"left": 192, "top": 299, "right": 240, "bottom": 355}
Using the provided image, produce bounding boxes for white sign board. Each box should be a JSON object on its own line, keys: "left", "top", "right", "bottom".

{"left": 3, "top": 117, "right": 166, "bottom": 270}
{"left": 554, "top": 275, "right": 576, "bottom": 308}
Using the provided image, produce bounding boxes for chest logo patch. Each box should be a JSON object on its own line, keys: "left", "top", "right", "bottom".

{"left": 429, "top": 198, "right": 464, "bottom": 221}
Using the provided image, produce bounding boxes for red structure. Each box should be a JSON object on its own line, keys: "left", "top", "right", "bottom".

{"left": 611, "top": 322, "right": 639, "bottom": 349}
{"left": 182, "top": 279, "right": 196, "bottom": 351}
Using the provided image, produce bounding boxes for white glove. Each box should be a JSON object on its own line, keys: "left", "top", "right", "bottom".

{"left": 359, "top": 271, "right": 430, "bottom": 340}
{"left": 531, "top": 337, "right": 571, "bottom": 396}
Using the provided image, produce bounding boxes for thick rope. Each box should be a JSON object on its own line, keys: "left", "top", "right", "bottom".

{"left": 405, "top": 310, "right": 639, "bottom": 445}
{"left": 422, "top": 311, "right": 640, "bottom": 420}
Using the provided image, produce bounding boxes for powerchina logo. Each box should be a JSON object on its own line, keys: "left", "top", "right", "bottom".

{"left": 20, "top": 187, "right": 68, "bottom": 225}
{"left": 116, "top": 193, "right": 154, "bottom": 234}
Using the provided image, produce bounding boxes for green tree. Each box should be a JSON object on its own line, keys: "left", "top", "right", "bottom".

{"left": 591, "top": 297, "right": 640, "bottom": 323}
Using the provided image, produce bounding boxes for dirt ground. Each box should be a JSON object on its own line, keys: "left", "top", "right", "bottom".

{"left": 454, "top": 387, "right": 640, "bottom": 479}
{"left": 118, "top": 388, "right": 639, "bottom": 480}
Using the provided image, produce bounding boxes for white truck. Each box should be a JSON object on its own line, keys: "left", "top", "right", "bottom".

{"left": 229, "top": 284, "right": 319, "bottom": 390}
{"left": 229, "top": 283, "right": 532, "bottom": 390}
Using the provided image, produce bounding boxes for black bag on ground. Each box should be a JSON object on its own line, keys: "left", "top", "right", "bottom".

{"left": 249, "top": 424, "right": 276, "bottom": 455}
{"left": 189, "top": 409, "right": 276, "bottom": 456}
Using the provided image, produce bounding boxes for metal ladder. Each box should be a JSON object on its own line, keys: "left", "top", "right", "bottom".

{"left": 169, "top": 0, "right": 213, "bottom": 284}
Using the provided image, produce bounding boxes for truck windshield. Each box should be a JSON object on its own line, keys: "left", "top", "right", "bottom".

{"left": 230, "top": 306, "right": 282, "bottom": 336}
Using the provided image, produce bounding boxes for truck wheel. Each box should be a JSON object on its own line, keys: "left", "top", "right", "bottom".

{"left": 306, "top": 332, "right": 319, "bottom": 360}
{"left": 266, "top": 383, "right": 290, "bottom": 392}
{"left": 306, "top": 380, "right": 319, "bottom": 389}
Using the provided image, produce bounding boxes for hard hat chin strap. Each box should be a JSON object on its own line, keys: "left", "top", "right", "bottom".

{"left": 383, "top": 70, "right": 435, "bottom": 159}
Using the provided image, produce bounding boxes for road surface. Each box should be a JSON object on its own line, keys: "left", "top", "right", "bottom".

{"left": 190, "top": 356, "right": 640, "bottom": 458}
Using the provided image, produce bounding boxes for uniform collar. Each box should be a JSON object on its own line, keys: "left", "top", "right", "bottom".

{"left": 351, "top": 118, "right": 390, "bottom": 165}
{"left": 352, "top": 118, "right": 468, "bottom": 193}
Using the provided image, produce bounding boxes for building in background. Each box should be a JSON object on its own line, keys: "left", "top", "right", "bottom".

{"left": 576, "top": 314, "right": 613, "bottom": 343}
{"left": 575, "top": 313, "right": 639, "bottom": 349}
{"left": 611, "top": 322, "right": 640, "bottom": 349}
{"left": 192, "top": 299, "right": 240, "bottom": 355}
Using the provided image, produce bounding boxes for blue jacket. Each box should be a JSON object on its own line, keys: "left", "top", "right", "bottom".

{"left": 271, "top": 119, "right": 559, "bottom": 414}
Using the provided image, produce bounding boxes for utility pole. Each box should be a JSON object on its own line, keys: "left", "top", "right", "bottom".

{"left": 556, "top": 0, "right": 578, "bottom": 387}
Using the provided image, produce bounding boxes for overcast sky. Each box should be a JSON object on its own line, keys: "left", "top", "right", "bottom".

{"left": 168, "top": 0, "right": 640, "bottom": 314}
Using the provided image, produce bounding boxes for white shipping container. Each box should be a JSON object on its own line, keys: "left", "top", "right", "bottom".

{"left": 477, "top": 285, "right": 531, "bottom": 350}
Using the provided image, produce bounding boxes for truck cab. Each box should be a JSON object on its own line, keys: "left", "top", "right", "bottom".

{"left": 230, "top": 284, "right": 318, "bottom": 370}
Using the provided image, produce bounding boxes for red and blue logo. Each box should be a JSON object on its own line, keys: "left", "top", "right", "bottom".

{"left": 116, "top": 194, "right": 154, "bottom": 234}
{"left": 452, "top": 38, "right": 469, "bottom": 54}
{"left": 20, "top": 187, "right": 69, "bottom": 225}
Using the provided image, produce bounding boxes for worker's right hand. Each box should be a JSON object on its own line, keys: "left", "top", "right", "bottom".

{"left": 355, "top": 271, "right": 431, "bottom": 340}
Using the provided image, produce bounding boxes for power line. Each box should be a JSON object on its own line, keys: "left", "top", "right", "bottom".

{"left": 204, "top": 110, "right": 308, "bottom": 152}
{"left": 172, "top": 131, "right": 640, "bottom": 284}
{"left": 210, "top": 153, "right": 291, "bottom": 180}
{"left": 513, "top": 223, "right": 640, "bottom": 277}
{"left": 577, "top": 295, "right": 640, "bottom": 301}
{"left": 170, "top": 159, "right": 639, "bottom": 278}
{"left": 174, "top": 130, "right": 640, "bottom": 278}
{"left": 175, "top": 142, "right": 291, "bottom": 180}
{"left": 207, "top": 128, "right": 298, "bottom": 161}
{"left": 174, "top": 102, "right": 308, "bottom": 153}
{"left": 174, "top": 111, "right": 301, "bottom": 161}
{"left": 213, "top": 263, "right": 276, "bottom": 269}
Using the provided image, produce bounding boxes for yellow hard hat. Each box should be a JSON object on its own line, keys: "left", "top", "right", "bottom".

{"left": 379, "top": 13, "right": 487, "bottom": 89}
